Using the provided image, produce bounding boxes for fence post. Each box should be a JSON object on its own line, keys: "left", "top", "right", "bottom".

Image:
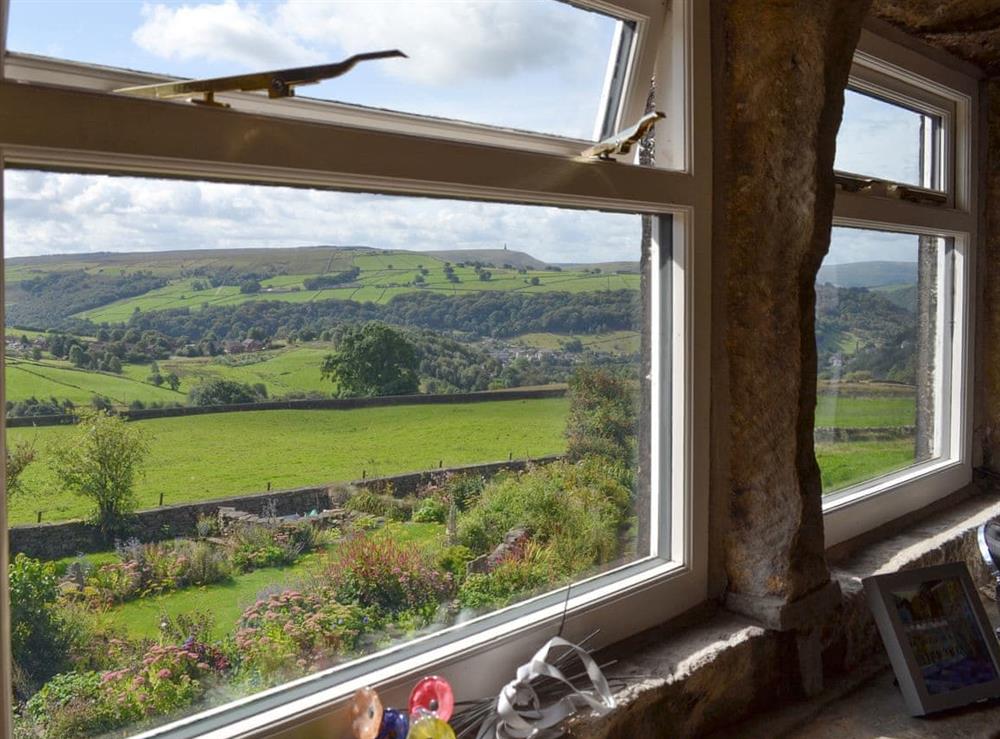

{"left": 159, "top": 492, "right": 164, "bottom": 507}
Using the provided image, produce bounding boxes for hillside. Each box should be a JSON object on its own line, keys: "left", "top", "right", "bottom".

{"left": 5, "top": 246, "right": 640, "bottom": 330}
{"left": 815, "top": 260, "right": 917, "bottom": 288}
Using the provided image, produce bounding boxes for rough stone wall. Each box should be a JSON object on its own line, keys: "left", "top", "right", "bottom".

{"left": 8, "top": 455, "right": 561, "bottom": 559}
{"left": 981, "top": 80, "right": 1000, "bottom": 469}
{"left": 871, "top": 2, "right": 1000, "bottom": 73}
{"left": 714, "top": 0, "right": 871, "bottom": 604}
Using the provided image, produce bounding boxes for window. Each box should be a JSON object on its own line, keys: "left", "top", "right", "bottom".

{"left": 0, "top": 1, "right": 711, "bottom": 737}
{"left": 821, "top": 28, "right": 977, "bottom": 548}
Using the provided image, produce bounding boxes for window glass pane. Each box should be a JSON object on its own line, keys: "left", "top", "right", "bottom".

{"left": 815, "top": 226, "right": 944, "bottom": 495}
{"left": 6, "top": 0, "right": 625, "bottom": 141}
{"left": 4, "top": 169, "right": 654, "bottom": 736}
{"left": 835, "top": 89, "right": 942, "bottom": 190}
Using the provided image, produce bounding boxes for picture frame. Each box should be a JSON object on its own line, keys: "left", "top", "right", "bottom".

{"left": 863, "top": 561, "right": 1000, "bottom": 716}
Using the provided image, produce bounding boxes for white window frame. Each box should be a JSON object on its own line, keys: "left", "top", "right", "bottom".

{"left": 0, "top": 1, "right": 712, "bottom": 737}
{"left": 823, "top": 26, "right": 979, "bottom": 548}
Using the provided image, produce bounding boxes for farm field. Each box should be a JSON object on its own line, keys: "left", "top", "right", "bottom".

{"left": 7, "top": 358, "right": 183, "bottom": 406}
{"left": 815, "top": 393, "right": 915, "bottom": 428}
{"left": 75, "top": 249, "right": 642, "bottom": 323}
{"left": 119, "top": 345, "right": 338, "bottom": 398}
{"left": 512, "top": 330, "right": 641, "bottom": 355}
{"left": 6, "top": 397, "right": 570, "bottom": 525}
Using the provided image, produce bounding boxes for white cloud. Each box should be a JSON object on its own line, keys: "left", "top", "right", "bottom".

{"left": 132, "top": 0, "right": 603, "bottom": 85}
{"left": 133, "top": 1, "right": 320, "bottom": 68}
{"left": 3, "top": 172, "right": 639, "bottom": 263}
{"left": 275, "top": 0, "right": 602, "bottom": 85}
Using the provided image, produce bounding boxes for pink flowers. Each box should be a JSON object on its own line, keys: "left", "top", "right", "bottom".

{"left": 156, "top": 668, "right": 172, "bottom": 680}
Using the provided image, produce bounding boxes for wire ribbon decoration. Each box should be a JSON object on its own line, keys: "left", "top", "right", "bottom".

{"left": 487, "top": 636, "right": 616, "bottom": 739}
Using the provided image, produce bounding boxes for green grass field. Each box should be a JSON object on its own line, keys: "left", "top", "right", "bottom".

{"left": 816, "top": 439, "right": 916, "bottom": 493}
{"left": 815, "top": 394, "right": 915, "bottom": 428}
{"left": 120, "top": 345, "right": 337, "bottom": 398}
{"left": 7, "top": 358, "right": 184, "bottom": 406}
{"left": 7, "top": 398, "right": 569, "bottom": 525}
{"left": 76, "top": 250, "right": 642, "bottom": 323}
{"left": 513, "top": 331, "right": 640, "bottom": 355}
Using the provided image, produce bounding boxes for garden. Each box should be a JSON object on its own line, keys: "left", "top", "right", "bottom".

{"left": 9, "top": 368, "right": 639, "bottom": 738}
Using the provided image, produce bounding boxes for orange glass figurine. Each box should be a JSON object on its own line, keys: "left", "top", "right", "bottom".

{"left": 350, "top": 687, "right": 384, "bottom": 739}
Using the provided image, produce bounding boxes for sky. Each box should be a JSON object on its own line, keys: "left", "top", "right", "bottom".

{"left": 3, "top": 1, "right": 919, "bottom": 265}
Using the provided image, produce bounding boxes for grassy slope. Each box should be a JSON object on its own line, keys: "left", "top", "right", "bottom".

{"left": 7, "top": 358, "right": 184, "bottom": 406}
{"left": 512, "top": 330, "right": 640, "bottom": 355}
{"left": 7, "top": 398, "right": 569, "bottom": 525}
{"left": 77, "top": 254, "right": 642, "bottom": 323}
{"left": 120, "top": 345, "right": 337, "bottom": 398}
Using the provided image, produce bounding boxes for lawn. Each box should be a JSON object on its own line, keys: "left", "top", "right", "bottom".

{"left": 102, "top": 522, "right": 445, "bottom": 640}
{"left": 816, "top": 438, "right": 916, "bottom": 493}
{"left": 814, "top": 394, "right": 915, "bottom": 428}
{"left": 6, "top": 398, "right": 569, "bottom": 525}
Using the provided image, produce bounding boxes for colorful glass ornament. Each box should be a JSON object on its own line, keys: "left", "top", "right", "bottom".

{"left": 408, "top": 675, "right": 455, "bottom": 721}
{"left": 406, "top": 717, "right": 456, "bottom": 739}
{"left": 376, "top": 707, "right": 409, "bottom": 739}
{"left": 350, "top": 686, "right": 384, "bottom": 739}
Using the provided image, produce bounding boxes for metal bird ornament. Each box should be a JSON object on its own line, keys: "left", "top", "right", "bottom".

{"left": 115, "top": 50, "right": 407, "bottom": 108}
{"left": 582, "top": 111, "right": 665, "bottom": 161}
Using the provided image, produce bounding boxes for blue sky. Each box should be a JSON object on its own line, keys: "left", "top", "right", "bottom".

{"left": 4, "top": 1, "right": 918, "bottom": 266}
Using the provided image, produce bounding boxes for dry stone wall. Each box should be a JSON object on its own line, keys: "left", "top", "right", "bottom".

{"left": 9, "top": 455, "right": 560, "bottom": 560}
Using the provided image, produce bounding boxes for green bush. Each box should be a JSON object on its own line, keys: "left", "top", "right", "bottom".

{"left": 435, "top": 545, "right": 474, "bottom": 583}
{"left": 565, "top": 366, "right": 637, "bottom": 472}
{"left": 458, "top": 545, "right": 555, "bottom": 611}
{"left": 445, "top": 473, "right": 486, "bottom": 512}
{"left": 325, "top": 533, "right": 452, "bottom": 621}
{"left": 457, "top": 460, "right": 630, "bottom": 574}
{"left": 413, "top": 497, "right": 448, "bottom": 523}
{"left": 345, "top": 489, "right": 409, "bottom": 521}
{"left": 235, "top": 591, "right": 367, "bottom": 681}
{"left": 23, "top": 670, "right": 124, "bottom": 738}
{"left": 10, "top": 555, "right": 74, "bottom": 694}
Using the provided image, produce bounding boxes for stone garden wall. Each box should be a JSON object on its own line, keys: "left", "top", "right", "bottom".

{"left": 8, "top": 455, "right": 561, "bottom": 560}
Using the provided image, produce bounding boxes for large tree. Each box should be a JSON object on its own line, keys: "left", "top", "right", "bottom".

{"left": 321, "top": 322, "right": 419, "bottom": 398}
{"left": 50, "top": 409, "right": 150, "bottom": 537}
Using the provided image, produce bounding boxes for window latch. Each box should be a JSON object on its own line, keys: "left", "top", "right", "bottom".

{"left": 834, "top": 173, "right": 947, "bottom": 206}
{"left": 114, "top": 50, "right": 408, "bottom": 108}
{"left": 582, "top": 111, "right": 665, "bottom": 161}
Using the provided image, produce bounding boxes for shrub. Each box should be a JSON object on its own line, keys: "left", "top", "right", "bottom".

{"left": 10, "top": 555, "right": 74, "bottom": 693}
{"left": 457, "top": 460, "right": 631, "bottom": 574}
{"left": 444, "top": 473, "right": 486, "bottom": 512}
{"left": 195, "top": 513, "right": 219, "bottom": 538}
{"left": 325, "top": 534, "right": 452, "bottom": 621}
{"left": 23, "top": 670, "right": 124, "bottom": 738}
{"left": 226, "top": 524, "right": 303, "bottom": 571}
{"left": 457, "top": 545, "right": 555, "bottom": 611}
{"left": 235, "top": 591, "right": 367, "bottom": 679}
{"left": 565, "top": 366, "right": 637, "bottom": 471}
{"left": 413, "top": 497, "right": 447, "bottom": 523}
{"left": 187, "top": 379, "right": 262, "bottom": 406}
{"left": 85, "top": 539, "right": 232, "bottom": 605}
{"left": 435, "top": 545, "right": 474, "bottom": 584}
{"left": 345, "top": 489, "right": 409, "bottom": 521}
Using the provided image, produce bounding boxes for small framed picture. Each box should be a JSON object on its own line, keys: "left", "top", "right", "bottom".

{"left": 864, "top": 562, "right": 1000, "bottom": 715}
